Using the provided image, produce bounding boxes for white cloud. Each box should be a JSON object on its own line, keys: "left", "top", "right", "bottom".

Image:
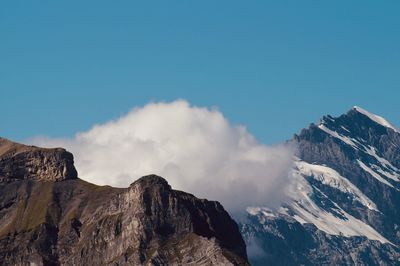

{"left": 30, "top": 100, "right": 294, "bottom": 212}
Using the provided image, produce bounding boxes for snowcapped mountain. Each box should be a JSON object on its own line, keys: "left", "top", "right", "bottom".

{"left": 241, "top": 107, "right": 400, "bottom": 265}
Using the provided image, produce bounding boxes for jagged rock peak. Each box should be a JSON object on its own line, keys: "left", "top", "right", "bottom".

{"left": 316, "top": 106, "right": 399, "bottom": 134}
{"left": 0, "top": 137, "right": 77, "bottom": 182}
{"left": 130, "top": 174, "right": 171, "bottom": 189}
{"left": 351, "top": 106, "right": 398, "bottom": 132}
{"left": 0, "top": 140, "right": 249, "bottom": 265}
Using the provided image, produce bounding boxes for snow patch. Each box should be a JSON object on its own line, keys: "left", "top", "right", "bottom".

{"left": 295, "top": 161, "right": 378, "bottom": 210}
{"left": 364, "top": 146, "right": 400, "bottom": 177}
{"left": 291, "top": 201, "right": 390, "bottom": 244}
{"left": 246, "top": 207, "right": 277, "bottom": 218}
{"left": 289, "top": 169, "right": 390, "bottom": 244}
{"left": 373, "top": 165, "right": 400, "bottom": 183}
{"left": 353, "top": 106, "right": 399, "bottom": 133}
{"left": 357, "top": 160, "right": 394, "bottom": 188}
{"left": 340, "top": 126, "right": 351, "bottom": 133}
{"left": 248, "top": 161, "right": 392, "bottom": 244}
{"left": 318, "top": 124, "right": 359, "bottom": 149}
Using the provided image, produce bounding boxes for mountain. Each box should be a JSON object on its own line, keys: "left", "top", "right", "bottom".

{"left": 0, "top": 138, "right": 249, "bottom": 266}
{"left": 2, "top": 107, "right": 399, "bottom": 266}
{"left": 241, "top": 106, "right": 400, "bottom": 265}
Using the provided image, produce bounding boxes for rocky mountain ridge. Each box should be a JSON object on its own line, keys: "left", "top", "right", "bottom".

{"left": 241, "top": 107, "right": 400, "bottom": 265}
{"left": 2, "top": 106, "right": 399, "bottom": 266}
{"left": 0, "top": 138, "right": 77, "bottom": 182}
{"left": 0, "top": 138, "right": 249, "bottom": 266}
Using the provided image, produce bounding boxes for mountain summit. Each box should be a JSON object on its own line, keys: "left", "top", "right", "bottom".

{"left": 352, "top": 106, "right": 399, "bottom": 133}
{"left": 0, "top": 137, "right": 78, "bottom": 182}
{"left": 0, "top": 139, "right": 249, "bottom": 266}
{"left": 1, "top": 106, "right": 399, "bottom": 266}
{"left": 242, "top": 107, "right": 400, "bottom": 265}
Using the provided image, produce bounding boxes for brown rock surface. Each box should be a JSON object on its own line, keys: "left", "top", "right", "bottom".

{"left": 0, "top": 138, "right": 77, "bottom": 182}
{"left": 0, "top": 138, "right": 249, "bottom": 266}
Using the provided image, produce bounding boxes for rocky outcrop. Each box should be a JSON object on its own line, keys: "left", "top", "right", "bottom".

{"left": 0, "top": 138, "right": 77, "bottom": 182}
{"left": 241, "top": 107, "right": 400, "bottom": 265}
{"left": 0, "top": 138, "right": 249, "bottom": 266}
{"left": 241, "top": 213, "right": 399, "bottom": 266}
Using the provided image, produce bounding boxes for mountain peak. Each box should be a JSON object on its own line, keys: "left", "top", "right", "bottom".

{"left": 0, "top": 137, "right": 78, "bottom": 182}
{"left": 351, "top": 106, "right": 398, "bottom": 133}
{"left": 131, "top": 174, "right": 171, "bottom": 189}
{"left": 246, "top": 106, "right": 400, "bottom": 265}
{"left": 0, "top": 138, "right": 249, "bottom": 265}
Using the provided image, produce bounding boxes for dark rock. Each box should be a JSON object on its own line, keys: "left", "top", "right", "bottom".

{"left": 241, "top": 107, "right": 400, "bottom": 265}
{"left": 0, "top": 139, "right": 249, "bottom": 266}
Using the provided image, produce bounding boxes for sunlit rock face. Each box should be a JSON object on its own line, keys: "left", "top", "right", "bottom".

{"left": 0, "top": 138, "right": 78, "bottom": 182}
{"left": 0, "top": 139, "right": 249, "bottom": 266}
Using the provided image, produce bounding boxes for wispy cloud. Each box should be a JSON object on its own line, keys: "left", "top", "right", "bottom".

{"left": 30, "top": 100, "right": 294, "bottom": 212}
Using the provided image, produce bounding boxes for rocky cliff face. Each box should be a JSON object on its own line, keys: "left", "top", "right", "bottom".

{"left": 0, "top": 138, "right": 248, "bottom": 266}
{"left": 0, "top": 138, "right": 77, "bottom": 182}
{"left": 241, "top": 107, "right": 400, "bottom": 265}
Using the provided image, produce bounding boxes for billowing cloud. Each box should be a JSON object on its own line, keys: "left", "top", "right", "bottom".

{"left": 31, "top": 100, "right": 294, "bottom": 212}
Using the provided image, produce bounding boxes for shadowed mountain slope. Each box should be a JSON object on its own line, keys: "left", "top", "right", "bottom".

{"left": 241, "top": 107, "right": 400, "bottom": 266}
{"left": 0, "top": 138, "right": 249, "bottom": 266}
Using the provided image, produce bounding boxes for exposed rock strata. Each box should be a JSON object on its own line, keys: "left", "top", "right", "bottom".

{"left": 0, "top": 138, "right": 248, "bottom": 266}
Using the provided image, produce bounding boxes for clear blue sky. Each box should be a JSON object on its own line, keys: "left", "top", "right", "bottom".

{"left": 1, "top": 1, "right": 399, "bottom": 144}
